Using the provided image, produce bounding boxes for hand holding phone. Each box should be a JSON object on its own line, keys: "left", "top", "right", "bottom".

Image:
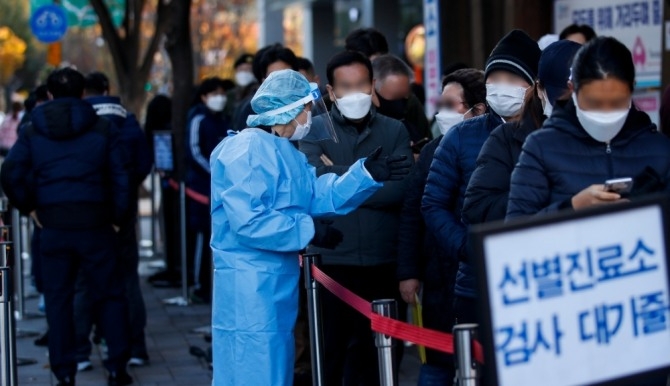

{"left": 604, "top": 177, "right": 633, "bottom": 194}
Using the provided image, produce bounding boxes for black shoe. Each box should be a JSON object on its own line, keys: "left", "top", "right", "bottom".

{"left": 34, "top": 332, "right": 48, "bottom": 347}
{"left": 56, "top": 376, "right": 75, "bottom": 386}
{"left": 147, "top": 270, "right": 181, "bottom": 287}
{"left": 293, "top": 371, "right": 312, "bottom": 386}
{"left": 108, "top": 371, "right": 133, "bottom": 386}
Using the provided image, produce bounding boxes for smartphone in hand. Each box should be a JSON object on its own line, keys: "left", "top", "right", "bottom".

{"left": 604, "top": 177, "right": 633, "bottom": 195}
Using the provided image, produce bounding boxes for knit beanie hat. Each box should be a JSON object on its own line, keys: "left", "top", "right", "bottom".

{"left": 485, "top": 29, "right": 542, "bottom": 85}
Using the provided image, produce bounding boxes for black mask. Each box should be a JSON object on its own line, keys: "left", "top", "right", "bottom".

{"left": 376, "top": 93, "right": 408, "bottom": 120}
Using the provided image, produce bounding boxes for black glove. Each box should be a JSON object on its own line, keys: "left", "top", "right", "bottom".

{"left": 311, "top": 219, "right": 343, "bottom": 249}
{"left": 363, "top": 146, "right": 412, "bottom": 182}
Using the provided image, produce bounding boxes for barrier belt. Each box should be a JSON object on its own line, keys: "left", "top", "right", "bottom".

{"left": 311, "top": 264, "right": 485, "bottom": 364}
{"left": 167, "top": 178, "right": 210, "bottom": 205}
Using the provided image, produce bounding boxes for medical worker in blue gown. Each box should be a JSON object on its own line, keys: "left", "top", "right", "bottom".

{"left": 210, "top": 69, "right": 412, "bottom": 386}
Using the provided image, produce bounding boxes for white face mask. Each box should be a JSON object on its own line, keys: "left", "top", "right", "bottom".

{"left": 235, "top": 71, "right": 255, "bottom": 87}
{"left": 335, "top": 92, "right": 372, "bottom": 120}
{"left": 289, "top": 111, "right": 312, "bottom": 141}
{"left": 486, "top": 83, "right": 528, "bottom": 118}
{"left": 541, "top": 89, "right": 553, "bottom": 117}
{"left": 206, "top": 95, "right": 227, "bottom": 112}
{"left": 435, "top": 108, "right": 468, "bottom": 135}
{"left": 572, "top": 93, "right": 630, "bottom": 143}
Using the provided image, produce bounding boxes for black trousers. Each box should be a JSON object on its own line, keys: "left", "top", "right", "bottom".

{"left": 40, "top": 227, "right": 130, "bottom": 380}
{"left": 321, "top": 263, "right": 403, "bottom": 386}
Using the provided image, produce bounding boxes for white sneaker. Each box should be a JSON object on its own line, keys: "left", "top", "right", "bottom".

{"left": 77, "top": 360, "right": 92, "bottom": 372}
{"left": 128, "top": 357, "right": 147, "bottom": 367}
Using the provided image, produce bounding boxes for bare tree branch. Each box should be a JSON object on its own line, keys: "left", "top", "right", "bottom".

{"left": 139, "top": 0, "right": 170, "bottom": 77}
{"left": 89, "top": 0, "right": 128, "bottom": 74}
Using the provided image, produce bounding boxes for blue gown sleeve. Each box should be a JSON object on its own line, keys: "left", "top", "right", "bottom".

{"left": 309, "top": 159, "right": 383, "bottom": 217}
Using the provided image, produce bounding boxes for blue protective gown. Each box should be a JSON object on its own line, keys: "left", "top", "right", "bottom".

{"left": 210, "top": 128, "right": 382, "bottom": 386}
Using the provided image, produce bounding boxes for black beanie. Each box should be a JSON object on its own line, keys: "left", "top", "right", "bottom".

{"left": 485, "top": 29, "right": 541, "bottom": 85}
{"left": 234, "top": 53, "right": 254, "bottom": 69}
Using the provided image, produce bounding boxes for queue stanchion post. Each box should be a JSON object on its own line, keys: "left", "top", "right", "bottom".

{"left": 454, "top": 324, "right": 479, "bottom": 386}
{"left": 163, "top": 181, "right": 189, "bottom": 306}
{"left": 5, "top": 208, "right": 39, "bottom": 367}
{"left": 12, "top": 214, "right": 41, "bottom": 330}
{"left": 303, "top": 254, "right": 324, "bottom": 386}
{"left": 0, "top": 266, "right": 17, "bottom": 386}
{"left": 372, "top": 299, "right": 398, "bottom": 386}
{"left": 150, "top": 168, "right": 157, "bottom": 258}
{"left": 15, "top": 216, "right": 29, "bottom": 319}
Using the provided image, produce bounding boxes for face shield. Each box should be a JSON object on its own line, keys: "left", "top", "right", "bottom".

{"left": 250, "top": 83, "right": 339, "bottom": 143}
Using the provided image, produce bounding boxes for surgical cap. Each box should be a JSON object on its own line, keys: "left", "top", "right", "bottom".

{"left": 246, "top": 69, "right": 311, "bottom": 127}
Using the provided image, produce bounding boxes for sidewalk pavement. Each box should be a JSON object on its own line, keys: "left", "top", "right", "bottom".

{"left": 13, "top": 218, "right": 421, "bottom": 385}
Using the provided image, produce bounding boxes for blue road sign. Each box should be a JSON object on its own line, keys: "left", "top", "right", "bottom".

{"left": 30, "top": 4, "right": 68, "bottom": 43}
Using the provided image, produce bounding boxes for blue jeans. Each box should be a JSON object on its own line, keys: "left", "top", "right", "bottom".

{"left": 418, "top": 363, "right": 454, "bottom": 386}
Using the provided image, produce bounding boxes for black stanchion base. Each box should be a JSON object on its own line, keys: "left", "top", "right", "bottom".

{"left": 15, "top": 311, "right": 45, "bottom": 320}
{"left": 17, "top": 357, "right": 38, "bottom": 366}
{"left": 15, "top": 329, "right": 41, "bottom": 339}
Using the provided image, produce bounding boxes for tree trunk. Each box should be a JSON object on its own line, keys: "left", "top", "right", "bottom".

{"left": 90, "top": 0, "right": 170, "bottom": 117}
{"left": 118, "top": 73, "right": 147, "bottom": 119}
{"left": 165, "top": 0, "right": 194, "bottom": 181}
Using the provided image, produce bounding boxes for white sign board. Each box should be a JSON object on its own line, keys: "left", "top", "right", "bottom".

{"left": 423, "top": 0, "right": 441, "bottom": 118}
{"left": 475, "top": 200, "right": 670, "bottom": 386}
{"left": 554, "top": 0, "right": 664, "bottom": 88}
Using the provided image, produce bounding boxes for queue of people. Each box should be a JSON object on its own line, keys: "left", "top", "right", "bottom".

{"left": 2, "top": 20, "right": 669, "bottom": 386}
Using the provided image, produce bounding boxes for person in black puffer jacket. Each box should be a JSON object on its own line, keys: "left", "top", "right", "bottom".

{"left": 463, "top": 40, "right": 582, "bottom": 224}
{"left": 396, "top": 68, "right": 486, "bottom": 385}
{"left": 507, "top": 37, "right": 670, "bottom": 220}
{"left": 1, "top": 67, "right": 133, "bottom": 386}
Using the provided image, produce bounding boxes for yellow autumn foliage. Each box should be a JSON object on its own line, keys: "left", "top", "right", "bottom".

{"left": 0, "top": 26, "right": 27, "bottom": 84}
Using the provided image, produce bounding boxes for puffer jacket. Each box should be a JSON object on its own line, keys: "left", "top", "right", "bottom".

{"left": 422, "top": 112, "right": 503, "bottom": 299}
{"left": 507, "top": 98, "right": 670, "bottom": 219}
{"left": 463, "top": 117, "right": 537, "bottom": 224}
{"left": 1, "top": 98, "right": 131, "bottom": 229}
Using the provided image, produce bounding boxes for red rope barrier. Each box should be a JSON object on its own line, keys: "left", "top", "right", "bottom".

{"left": 311, "top": 264, "right": 485, "bottom": 364}
{"left": 167, "top": 178, "right": 210, "bottom": 205}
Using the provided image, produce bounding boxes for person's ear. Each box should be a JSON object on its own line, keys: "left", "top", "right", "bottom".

{"left": 47, "top": 92, "right": 54, "bottom": 101}
{"left": 371, "top": 79, "right": 380, "bottom": 107}
{"left": 326, "top": 85, "right": 336, "bottom": 103}
{"left": 474, "top": 103, "right": 486, "bottom": 116}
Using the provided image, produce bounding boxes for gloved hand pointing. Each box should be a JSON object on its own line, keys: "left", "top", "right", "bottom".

{"left": 363, "top": 146, "right": 412, "bottom": 182}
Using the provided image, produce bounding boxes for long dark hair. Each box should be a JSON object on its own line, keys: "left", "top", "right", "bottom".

{"left": 571, "top": 36, "right": 635, "bottom": 93}
{"left": 517, "top": 82, "right": 545, "bottom": 130}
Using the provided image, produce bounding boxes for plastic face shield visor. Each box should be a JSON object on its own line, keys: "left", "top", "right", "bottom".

{"left": 252, "top": 83, "right": 339, "bottom": 143}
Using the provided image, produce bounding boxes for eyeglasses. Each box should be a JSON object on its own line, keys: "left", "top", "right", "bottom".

{"left": 437, "top": 100, "right": 466, "bottom": 110}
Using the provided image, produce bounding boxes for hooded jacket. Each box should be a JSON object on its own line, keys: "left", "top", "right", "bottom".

{"left": 507, "top": 98, "right": 670, "bottom": 219}
{"left": 1, "top": 98, "right": 131, "bottom": 229}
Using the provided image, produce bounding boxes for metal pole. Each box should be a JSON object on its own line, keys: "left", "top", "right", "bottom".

{"left": 372, "top": 299, "right": 398, "bottom": 386}
{"left": 163, "top": 181, "right": 189, "bottom": 306}
{"left": 0, "top": 267, "right": 14, "bottom": 386}
{"left": 150, "top": 169, "right": 157, "bottom": 257}
{"left": 454, "top": 323, "right": 479, "bottom": 386}
{"left": 15, "top": 216, "right": 29, "bottom": 319}
{"left": 303, "top": 254, "right": 324, "bottom": 386}
{"left": 10, "top": 209, "right": 19, "bottom": 270}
